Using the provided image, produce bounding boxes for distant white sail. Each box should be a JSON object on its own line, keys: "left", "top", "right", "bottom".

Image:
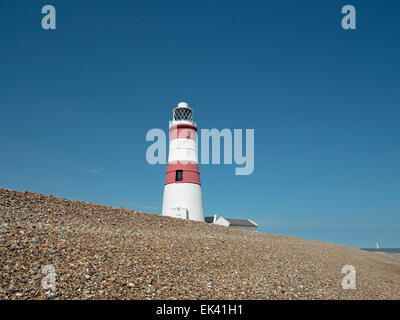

{"left": 376, "top": 243, "right": 379, "bottom": 249}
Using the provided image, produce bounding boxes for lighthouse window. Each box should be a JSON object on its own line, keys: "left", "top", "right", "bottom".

{"left": 174, "top": 108, "right": 193, "bottom": 122}
{"left": 176, "top": 170, "right": 183, "bottom": 181}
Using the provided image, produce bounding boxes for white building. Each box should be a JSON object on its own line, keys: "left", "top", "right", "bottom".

{"left": 205, "top": 215, "right": 258, "bottom": 231}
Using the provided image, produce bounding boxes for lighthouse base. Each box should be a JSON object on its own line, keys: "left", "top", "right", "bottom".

{"left": 162, "top": 183, "right": 205, "bottom": 222}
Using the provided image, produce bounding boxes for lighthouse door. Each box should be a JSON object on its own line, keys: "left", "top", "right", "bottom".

{"left": 170, "top": 207, "right": 188, "bottom": 219}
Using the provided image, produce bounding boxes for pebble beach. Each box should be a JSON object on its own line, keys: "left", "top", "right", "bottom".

{"left": 1, "top": 188, "right": 399, "bottom": 300}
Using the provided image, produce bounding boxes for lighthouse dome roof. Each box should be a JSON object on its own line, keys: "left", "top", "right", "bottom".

{"left": 177, "top": 102, "right": 189, "bottom": 109}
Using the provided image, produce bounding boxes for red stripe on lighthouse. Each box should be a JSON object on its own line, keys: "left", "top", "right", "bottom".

{"left": 169, "top": 124, "right": 197, "bottom": 141}
{"left": 165, "top": 162, "right": 201, "bottom": 185}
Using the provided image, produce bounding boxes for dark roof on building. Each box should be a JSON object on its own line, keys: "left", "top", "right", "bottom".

{"left": 204, "top": 216, "right": 214, "bottom": 223}
{"left": 225, "top": 218, "right": 257, "bottom": 227}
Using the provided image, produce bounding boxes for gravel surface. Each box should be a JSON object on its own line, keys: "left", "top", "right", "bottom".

{"left": 1, "top": 188, "right": 399, "bottom": 300}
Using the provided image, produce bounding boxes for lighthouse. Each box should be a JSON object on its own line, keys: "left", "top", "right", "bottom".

{"left": 161, "top": 102, "right": 205, "bottom": 221}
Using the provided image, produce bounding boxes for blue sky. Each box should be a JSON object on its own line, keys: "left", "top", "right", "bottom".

{"left": 1, "top": 0, "right": 399, "bottom": 248}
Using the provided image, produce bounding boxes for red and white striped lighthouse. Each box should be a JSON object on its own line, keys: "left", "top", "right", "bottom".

{"left": 161, "top": 102, "right": 205, "bottom": 221}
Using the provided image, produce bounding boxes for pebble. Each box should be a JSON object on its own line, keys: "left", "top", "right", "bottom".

{"left": 47, "top": 292, "right": 56, "bottom": 299}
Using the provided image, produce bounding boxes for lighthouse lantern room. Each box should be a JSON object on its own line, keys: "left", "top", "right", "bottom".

{"left": 161, "top": 102, "right": 205, "bottom": 221}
